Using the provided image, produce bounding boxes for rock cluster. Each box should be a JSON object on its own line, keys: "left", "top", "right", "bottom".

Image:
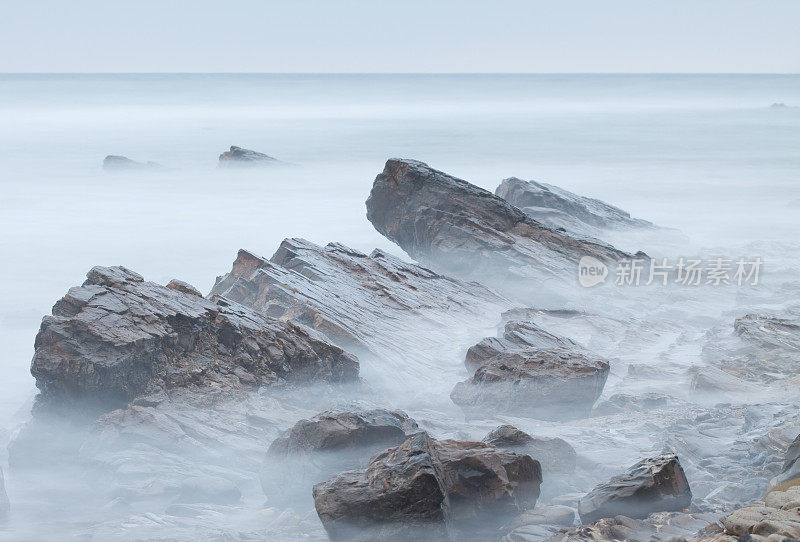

{"left": 578, "top": 455, "right": 692, "bottom": 524}
{"left": 30, "top": 265, "right": 359, "bottom": 412}
{"left": 365, "top": 159, "right": 629, "bottom": 293}
{"left": 312, "top": 432, "right": 542, "bottom": 541}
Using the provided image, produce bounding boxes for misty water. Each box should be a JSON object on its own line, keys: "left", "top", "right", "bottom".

{"left": 1, "top": 74, "right": 799, "bottom": 540}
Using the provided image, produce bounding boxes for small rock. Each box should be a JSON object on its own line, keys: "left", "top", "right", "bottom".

{"left": 102, "top": 155, "right": 161, "bottom": 170}
{"left": 165, "top": 279, "right": 203, "bottom": 297}
{"left": 578, "top": 455, "right": 692, "bottom": 524}
{"left": 483, "top": 424, "right": 577, "bottom": 474}
{"left": 218, "top": 146, "right": 278, "bottom": 166}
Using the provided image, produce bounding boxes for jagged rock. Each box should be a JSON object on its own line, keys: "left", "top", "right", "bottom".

{"left": 365, "top": 159, "right": 629, "bottom": 293}
{"left": 261, "top": 408, "right": 420, "bottom": 505}
{"left": 218, "top": 146, "right": 278, "bottom": 166}
{"left": 689, "top": 366, "right": 761, "bottom": 395}
{"left": 483, "top": 425, "right": 576, "bottom": 474}
{"left": 209, "top": 239, "right": 508, "bottom": 390}
{"left": 578, "top": 455, "right": 692, "bottom": 524}
{"left": 0, "top": 467, "right": 9, "bottom": 520}
{"left": 30, "top": 265, "right": 359, "bottom": 413}
{"left": 777, "top": 434, "right": 800, "bottom": 484}
{"left": 102, "top": 155, "right": 161, "bottom": 170}
{"left": 165, "top": 279, "right": 203, "bottom": 297}
{"left": 592, "top": 393, "right": 677, "bottom": 417}
{"left": 495, "top": 177, "right": 653, "bottom": 238}
{"left": 312, "top": 432, "right": 542, "bottom": 541}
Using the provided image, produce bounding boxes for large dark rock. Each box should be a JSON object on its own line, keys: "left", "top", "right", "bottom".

{"left": 495, "top": 177, "right": 653, "bottom": 238}
{"left": 30, "top": 265, "right": 359, "bottom": 413}
{"left": 452, "top": 317, "right": 609, "bottom": 421}
{"left": 577, "top": 455, "right": 692, "bottom": 524}
{"left": 312, "top": 432, "right": 542, "bottom": 541}
{"left": 483, "top": 425, "right": 576, "bottom": 475}
{"left": 365, "top": 159, "right": 629, "bottom": 291}
{"left": 261, "top": 408, "right": 420, "bottom": 505}
{"left": 218, "top": 145, "right": 278, "bottom": 166}
{"left": 0, "top": 467, "right": 9, "bottom": 520}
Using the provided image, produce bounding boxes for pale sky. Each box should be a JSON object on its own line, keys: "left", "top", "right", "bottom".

{"left": 1, "top": 0, "right": 798, "bottom": 73}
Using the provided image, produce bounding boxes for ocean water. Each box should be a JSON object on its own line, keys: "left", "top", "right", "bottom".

{"left": 0, "top": 74, "right": 799, "bottom": 538}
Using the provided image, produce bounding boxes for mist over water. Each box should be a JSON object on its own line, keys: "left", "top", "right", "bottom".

{"left": 1, "top": 74, "right": 799, "bottom": 540}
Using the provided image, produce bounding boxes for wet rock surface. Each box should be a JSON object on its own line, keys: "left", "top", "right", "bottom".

{"left": 495, "top": 177, "right": 654, "bottom": 238}
{"left": 218, "top": 145, "right": 278, "bottom": 165}
{"left": 312, "top": 432, "right": 542, "bottom": 541}
{"left": 365, "top": 159, "right": 629, "bottom": 292}
{"left": 0, "top": 467, "right": 9, "bottom": 520}
{"left": 29, "top": 265, "right": 359, "bottom": 413}
{"left": 578, "top": 455, "right": 692, "bottom": 524}
{"left": 483, "top": 425, "right": 577, "bottom": 475}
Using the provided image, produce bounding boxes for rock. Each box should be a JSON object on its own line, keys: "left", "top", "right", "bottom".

{"left": 592, "top": 393, "right": 677, "bottom": 417}
{"left": 483, "top": 425, "right": 577, "bottom": 475}
{"left": 578, "top": 455, "right": 692, "bottom": 524}
{"left": 261, "top": 408, "right": 420, "bottom": 505}
{"left": 312, "top": 432, "right": 542, "bottom": 541}
{"left": 365, "top": 159, "right": 629, "bottom": 294}
{"left": 545, "top": 515, "right": 655, "bottom": 542}
{"left": 778, "top": 434, "right": 800, "bottom": 484}
{"left": 209, "top": 239, "right": 508, "bottom": 390}
{"left": 0, "top": 467, "right": 9, "bottom": 520}
{"left": 165, "top": 279, "right": 203, "bottom": 297}
{"left": 509, "top": 505, "right": 576, "bottom": 528}
{"left": 495, "top": 177, "right": 653, "bottom": 238}
{"left": 30, "top": 265, "right": 359, "bottom": 413}
{"left": 689, "top": 366, "right": 762, "bottom": 395}
{"left": 218, "top": 146, "right": 278, "bottom": 166}
{"left": 452, "top": 346, "right": 609, "bottom": 421}
{"left": 176, "top": 476, "right": 241, "bottom": 505}
{"left": 102, "top": 155, "right": 161, "bottom": 170}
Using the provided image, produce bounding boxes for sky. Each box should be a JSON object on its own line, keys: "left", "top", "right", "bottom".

{"left": 1, "top": 0, "right": 798, "bottom": 73}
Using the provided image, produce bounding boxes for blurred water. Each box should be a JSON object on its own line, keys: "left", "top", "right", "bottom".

{"left": 0, "top": 73, "right": 799, "bottom": 427}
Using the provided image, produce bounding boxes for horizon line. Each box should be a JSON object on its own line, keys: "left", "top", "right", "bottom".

{"left": 1, "top": 72, "right": 798, "bottom": 76}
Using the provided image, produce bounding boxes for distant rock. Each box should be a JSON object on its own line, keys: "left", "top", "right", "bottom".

{"left": 578, "top": 455, "right": 692, "bottom": 524}
{"left": 218, "top": 146, "right": 278, "bottom": 166}
{"left": 30, "top": 265, "right": 359, "bottom": 413}
{"left": 102, "top": 155, "right": 162, "bottom": 170}
{"left": 365, "top": 159, "right": 630, "bottom": 293}
{"left": 312, "top": 432, "right": 542, "bottom": 541}
{"left": 0, "top": 467, "right": 9, "bottom": 520}
{"left": 495, "top": 177, "right": 654, "bottom": 238}
{"left": 483, "top": 424, "right": 576, "bottom": 474}
{"left": 261, "top": 408, "right": 420, "bottom": 505}
{"left": 770, "top": 102, "right": 793, "bottom": 109}
{"left": 452, "top": 317, "right": 609, "bottom": 421}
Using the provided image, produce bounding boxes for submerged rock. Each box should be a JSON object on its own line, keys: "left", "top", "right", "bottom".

{"left": 102, "top": 155, "right": 162, "bottom": 170}
{"left": 578, "top": 455, "right": 692, "bottom": 524}
{"left": 483, "top": 425, "right": 576, "bottom": 475}
{"left": 0, "top": 467, "right": 9, "bottom": 520}
{"left": 312, "top": 432, "right": 542, "bottom": 541}
{"left": 365, "top": 159, "right": 629, "bottom": 293}
{"left": 30, "top": 265, "right": 359, "bottom": 413}
{"left": 452, "top": 317, "right": 609, "bottom": 421}
{"left": 495, "top": 177, "right": 653, "bottom": 238}
{"left": 218, "top": 145, "right": 278, "bottom": 166}
{"left": 261, "top": 408, "right": 420, "bottom": 505}
{"left": 592, "top": 393, "right": 678, "bottom": 417}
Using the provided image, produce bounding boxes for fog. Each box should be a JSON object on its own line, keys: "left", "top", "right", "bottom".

{"left": 0, "top": 74, "right": 799, "bottom": 540}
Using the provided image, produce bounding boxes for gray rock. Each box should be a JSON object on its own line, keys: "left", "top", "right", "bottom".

{"left": 165, "top": 279, "right": 203, "bottom": 297}
{"left": 365, "top": 159, "right": 630, "bottom": 293}
{"left": 30, "top": 265, "right": 359, "bottom": 413}
{"left": 218, "top": 146, "right": 278, "bottom": 166}
{"left": 102, "top": 155, "right": 162, "bottom": 170}
{"left": 495, "top": 177, "right": 653, "bottom": 238}
{"left": 483, "top": 425, "right": 577, "bottom": 475}
{"left": 312, "top": 432, "right": 542, "bottom": 541}
{"left": 578, "top": 455, "right": 692, "bottom": 524}
{"left": 592, "top": 393, "right": 677, "bottom": 417}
